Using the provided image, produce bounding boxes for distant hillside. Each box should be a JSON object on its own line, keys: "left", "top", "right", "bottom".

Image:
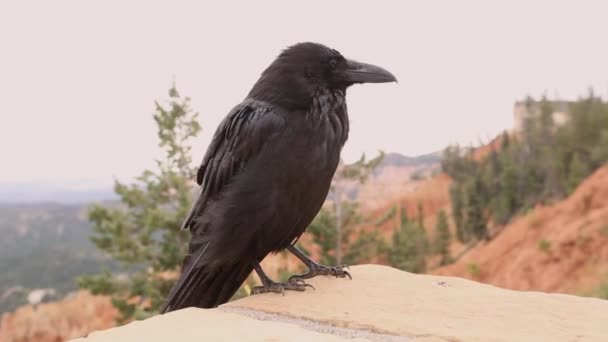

{"left": 378, "top": 151, "right": 442, "bottom": 168}
{"left": 0, "top": 203, "right": 117, "bottom": 313}
{"left": 0, "top": 153, "right": 441, "bottom": 205}
{"left": 354, "top": 151, "right": 442, "bottom": 211}
{"left": 0, "top": 181, "right": 116, "bottom": 204}
{"left": 434, "top": 165, "right": 608, "bottom": 295}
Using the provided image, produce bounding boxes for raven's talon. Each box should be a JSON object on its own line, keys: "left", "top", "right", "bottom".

{"left": 289, "top": 279, "right": 313, "bottom": 291}
{"left": 250, "top": 279, "right": 313, "bottom": 296}
{"left": 328, "top": 265, "right": 351, "bottom": 279}
{"left": 292, "top": 279, "right": 306, "bottom": 286}
{"left": 302, "top": 282, "right": 316, "bottom": 291}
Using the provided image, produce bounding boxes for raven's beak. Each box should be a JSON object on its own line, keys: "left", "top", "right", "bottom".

{"left": 344, "top": 59, "right": 397, "bottom": 84}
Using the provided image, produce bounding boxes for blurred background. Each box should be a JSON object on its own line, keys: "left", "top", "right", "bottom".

{"left": 1, "top": 1, "right": 607, "bottom": 341}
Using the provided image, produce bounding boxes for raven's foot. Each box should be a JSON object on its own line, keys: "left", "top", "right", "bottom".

{"left": 288, "top": 263, "right": 352, "bottom": 282}
{"left": 250, "top": 278, "right": 314, "bottom": 296}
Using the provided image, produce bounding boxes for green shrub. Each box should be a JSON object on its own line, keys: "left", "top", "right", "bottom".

{"left": 466, "top": 262, "right": 481, "bottom": 277}
{"left": 537, "top": 239, "right": 551, "bottom": 253}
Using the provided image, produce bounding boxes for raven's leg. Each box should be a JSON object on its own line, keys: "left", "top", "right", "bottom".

{"left": 287, "top": 245, "right": 352, "bottom": 281}
{"left": 250, "top": 262, "right": 314, "bottom": 295}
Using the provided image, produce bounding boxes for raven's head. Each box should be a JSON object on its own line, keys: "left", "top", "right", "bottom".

{"left": 249, "top": 42, "right": 397, "bottom": 109}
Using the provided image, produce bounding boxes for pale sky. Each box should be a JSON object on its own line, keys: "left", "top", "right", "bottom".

{"left": 1, "top": 1, "right": 607, "bottom": 185}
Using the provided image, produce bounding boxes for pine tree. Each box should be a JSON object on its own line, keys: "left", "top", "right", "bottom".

{"left": 501, "top": 131, "right": 511, "bottom": 149}
{"left": 465, "top": 178, "right": 488, "bottom": 241}
{"left": 446, "top": 94, "right": 608, "bottom": 234}
{"left": 591, "top": 130, "right": 608, "bottom": 165}
{"left": 306, "top": 206, "right": 339, "bottom": 265}
{"left": 400, "top": 205, "right": 409, "bottom": 224}
{"left": 374, "top": 204, "right": 397, "bottom": 226}
{"left": 416, "top": 202, "right": 424, "bottom": 228}
{"left": 449, "top": 185, "right": 467, "bottom": 243}
{"left": 416, "top": 202, "right": 429, "bottom": 254}
{"left": 567, "top": 153, "right": 587, "bottom": 193}
{"left": 78, "top": 84, "right": 200, "bottom": 322}
{"left": 386, "top": 212, "right": 427, "bottom": 273}
{"left": 433, "top": 210, "right": 452, "bottom": 265}
{"left": 495, "top": 150, "right": 517, "bottom": 224}
{"left": 343, "top": 230, "right": 382, "bottom": 265}
{"left": 325, "top": 152, "right": 384, "bottom": 264}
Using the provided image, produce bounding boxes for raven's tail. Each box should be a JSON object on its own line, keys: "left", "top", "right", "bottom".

{"left": 160, "top": 248, "right": 254, "bottom": 313}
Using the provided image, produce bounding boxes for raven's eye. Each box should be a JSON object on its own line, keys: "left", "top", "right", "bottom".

{"left": 329, "top": 59, "right": 338, "bottom": 70}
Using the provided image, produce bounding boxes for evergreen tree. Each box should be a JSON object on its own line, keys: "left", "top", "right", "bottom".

{"left": 495, "top": 149, "right": 517, "bottom": 224}
{"left": 306, "top": 206, "right": 339, "bottom": 265}
{"left": 343, "top": 230, "right": 382, "bottom": 265}
{"left": 591, "top": 130, "right": 608, "bottom": 165}
{"left": 449, "top": 185, "right": 467, "bottom": 243}
{"left": 465, "top": 178, "right": 488, "bottom": 241}
{"left": 567, "top": 153, "right": 587, "bottom": 193}
{"left": 501, "top": 131, "right": 511, "bottom": 149}
{"left": 400, "top": 205, "right": 409, "bottom": 224}
{"left": 374, "top": 204, "right": 398, "bottom": 226}
{"left": 433, "top": 210, "right": 451, "bottom": 265}
{"left": 386, "top": 210, "right": 427, "bottom": 273}
{"left": 416, "top": 202, "right": 429, "bottom": 254}
{"left": 416, "top": 202, "right": 424, "bottom": 228}
{"left": 307, "top": 201, "right": 364, "bottom": 265}
{"left": 78, "top": 84, "right": 200, "bottom": 322}
{"left": 444, "top": 93, "right": 608, "bottom": 239}
{"left": 308, "top": 152, "right": 384, "bottom": 265}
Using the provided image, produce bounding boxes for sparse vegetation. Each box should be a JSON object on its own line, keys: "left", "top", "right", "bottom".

{"left": 443, "top": 94, "right": 608, "bottom": 238}
{"left": 466, "top": 262, "right": 481, "bottom": 277}
{"left": 575, "top": 234, "right": 592, "bottom": 246}
{"left": 594, "top": 281, "right": 608, "bottom": 300}
{"left": 433, "top": 209, "right": 452, "bottom": 266}
{"left": 417, "top": 202, "right": 430, "bottom": 255}
{"left": 385, "top": 207, "right": 428, "bottom": 273}
{"left": 374, "top": 205, "right": 397, "bottom": 226}
{"left": 537, "top": 239, "right": 551, "bottom": 253}
{"left": 77, "top": 85, "right": 199, "bottom": 322}
{"left": 309, "top": 200, "right": 386, "bottom": 267}
{"left": 600, "top": 224, "right": 608, "bottom": 237}
{"left": 582, "top": 280, "right": 608, "bottom": 300}
{"left": 307, "top": 152, "right": 385, "bottom": 266}
{"left": 528, "top": 212, "right": 543, "bottom": 229}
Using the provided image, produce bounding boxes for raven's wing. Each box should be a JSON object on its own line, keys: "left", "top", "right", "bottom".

{"left": 180, "top": 101, "right": 284, "bottom": 231}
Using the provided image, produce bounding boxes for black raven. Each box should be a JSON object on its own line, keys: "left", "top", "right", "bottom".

{"left": 161, "top": 42, "right": 396, "bottom": 312}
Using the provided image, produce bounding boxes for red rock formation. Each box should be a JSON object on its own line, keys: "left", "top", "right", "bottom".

{"left": 0, "top": 291, "right": 118, "bottom": 342}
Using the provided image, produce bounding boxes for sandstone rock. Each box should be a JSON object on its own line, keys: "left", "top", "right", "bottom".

{"left": 71, "top": 264, "right": 608, "bottom": 342}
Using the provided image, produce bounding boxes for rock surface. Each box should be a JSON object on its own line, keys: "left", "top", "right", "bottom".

{"left": 71, "top": 265, "right": 608, "bottom": 342}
